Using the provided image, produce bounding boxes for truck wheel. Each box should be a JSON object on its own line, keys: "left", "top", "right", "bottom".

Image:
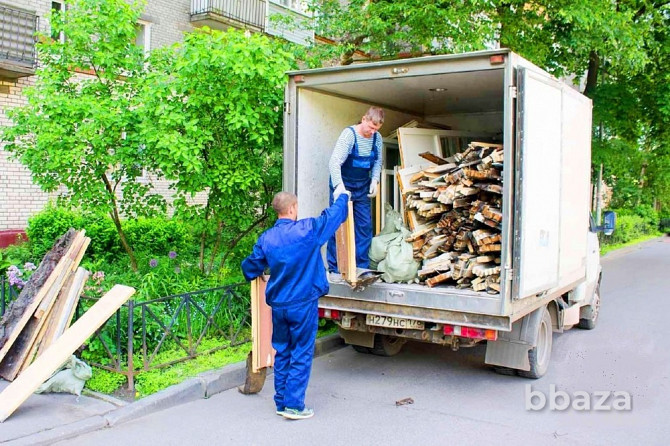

{"left": 518, "top": 307, "right": 552, "bottom": 379}
{"left": 577, "top": 284, "right": 600, "bottom": 330}
{"left": 370, "top": 335, "right": 405, "bottom": 357}
{"left": 352, "top": 345, "right": 372, "bottom": 354}
{"left": 493, "top": 366, "right": 517, "bottom": 376}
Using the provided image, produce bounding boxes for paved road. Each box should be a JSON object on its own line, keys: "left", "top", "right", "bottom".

{"left": 59, "top": 237, "right": 670, "bottom": 445}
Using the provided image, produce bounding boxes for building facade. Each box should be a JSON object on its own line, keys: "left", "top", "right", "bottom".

{"left": 0, "top": 0, "right": 312, "bottom": 231}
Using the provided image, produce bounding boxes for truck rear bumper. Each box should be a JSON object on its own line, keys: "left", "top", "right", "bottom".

{"left": 319, "top": 295, "right": 512, "bottom": 332}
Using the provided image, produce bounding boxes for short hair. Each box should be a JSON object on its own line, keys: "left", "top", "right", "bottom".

{"left": 272, "top": 192, "right": 297, "bottom": 215}
{"left": 364, "top": 106, "right": 385, "bottom": 125}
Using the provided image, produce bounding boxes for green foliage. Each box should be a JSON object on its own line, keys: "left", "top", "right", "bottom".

{"left": 133, "top": 339, "right": 251, "bottom": 397}
{"left": 86, "top": 368, "right": 127, "bottom": 394}
{"left": 601, "top": 208, "right": 660, "bottom": 246}
{"left": 0, "top": 0, "right": 166, "bottom": 271}
{"left": 139, "top": 28, "right": 295, "bottom": 272}
{"left": 0, "top": 242, "right": 33, "bottom": 274}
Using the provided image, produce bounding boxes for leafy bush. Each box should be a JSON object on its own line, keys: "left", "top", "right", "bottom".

{"left": 86, "top": 368, "right": 127, "bottom": 394}
{"left": 26, "top": 205, "right": 85, "bottom": 258}
{"left": 602, "top": 210, "right": 659, "bottom": 246}
{"left": 123, "top": 217, "right": 193, "bottom": 259}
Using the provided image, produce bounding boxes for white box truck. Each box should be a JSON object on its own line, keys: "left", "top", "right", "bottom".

{"left": 283, "top": 49, "right": 615, "bottom": 378}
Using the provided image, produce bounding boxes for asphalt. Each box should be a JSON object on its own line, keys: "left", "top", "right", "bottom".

{"left": 0, "top": 333, "right": 344, "bottom": 445}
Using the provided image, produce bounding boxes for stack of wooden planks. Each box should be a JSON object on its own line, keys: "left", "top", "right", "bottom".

{"left": 400, "top": 142, "right": 504, "bottom": 293}
{"left": 0, "top": 229, "right": 91, "bottom": 381}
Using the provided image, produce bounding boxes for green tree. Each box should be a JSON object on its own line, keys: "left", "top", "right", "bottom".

{"left": 139, "top": 28, "right": 294, "bottom": 273}
{"left": 1, "top": 0, "right": 165, "bottom": 271}
{"left": 305, "top": 0, "right": 670, "bottom": 214}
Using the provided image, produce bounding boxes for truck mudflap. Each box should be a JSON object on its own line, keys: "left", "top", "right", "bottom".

{"left": 484, "top": 305, "right": 549, "bottom": 372}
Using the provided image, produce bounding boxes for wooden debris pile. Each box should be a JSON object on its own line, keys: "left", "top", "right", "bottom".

{"left": 0, "top": 229, "right": 90, "bottom": 381}
{"left": 402, "top": 142, "right": 504, "bottom": 293}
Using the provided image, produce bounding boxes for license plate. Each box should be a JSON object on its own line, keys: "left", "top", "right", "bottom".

{"left": 366, "top": 314, "right": 424, "bottom": 330}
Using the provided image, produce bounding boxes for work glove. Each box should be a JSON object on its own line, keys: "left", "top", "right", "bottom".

{"left": 367, "top": 179, "right": 379, "bottom": 198}
{"left": 333, "top": 183, "right": 350, "bottom": 200}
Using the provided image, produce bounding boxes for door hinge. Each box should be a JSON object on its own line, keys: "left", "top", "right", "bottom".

{"left": 284, "top": 102, "right": 291, "bottom": 114}
{"left": 509, "top": 86, "right": 517, "bottom": 99}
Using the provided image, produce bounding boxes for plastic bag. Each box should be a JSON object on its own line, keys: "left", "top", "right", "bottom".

{"left": 378, "top": 229, "right": 420, "bottom": 283}
{"left": 35, "top": 355, "right": 92, "bottom": 396}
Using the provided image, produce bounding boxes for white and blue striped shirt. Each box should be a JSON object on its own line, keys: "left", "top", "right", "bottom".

{"left": 328, "top": 127, "right": 383, "bottom": 187}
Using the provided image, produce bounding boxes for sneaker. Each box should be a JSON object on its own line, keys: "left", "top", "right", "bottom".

{"left": 282, "top": 407, "right": 314, "bottom": 420}
{"left": 328, "top": 272, "right": 343, "bottom": 283}
{"left": 276, "top": 408, "right": 285, "bottom": 416}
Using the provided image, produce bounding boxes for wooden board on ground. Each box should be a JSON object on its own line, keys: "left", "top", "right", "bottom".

{"left": 251, "top": 276, "right": 274, "bottom": 374}
{"left": 335, "top": 200, "right": 357, "bottom": 283}
{"left": 0, "top": 284, "right": 135, "bottom": 423}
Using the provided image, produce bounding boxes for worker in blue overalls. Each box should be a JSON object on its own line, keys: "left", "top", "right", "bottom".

{"left": 327, "top": 106, "right": 384, "bottom": 276}
{"left": 242, "top": 191, "right": 350, "bottom": 420}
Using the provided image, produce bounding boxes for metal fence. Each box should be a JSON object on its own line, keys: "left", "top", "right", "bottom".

{"left": 78, "top": 284, "right": 251, "bottom": 391}
{"left": 0, "top": 4, "right": 39, "bottom": 68}
{"left": 191, "top": 0, "right": 266, "bottom": 31}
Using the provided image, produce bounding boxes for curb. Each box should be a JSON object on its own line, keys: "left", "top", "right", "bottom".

{"left": 11, "top": 333, "right": 345, "bottom": 444}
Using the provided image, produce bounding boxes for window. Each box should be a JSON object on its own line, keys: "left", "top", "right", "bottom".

{"left": 51, "top": 1, "right": 65, "bottom": 42}
{"left": 135, "top": 20, "right": 152, "bottom": 57}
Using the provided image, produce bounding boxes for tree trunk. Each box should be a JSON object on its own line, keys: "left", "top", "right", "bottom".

{"left": 198, "top": 197, "right": 212, "bottom": 274}
{"left": 583, "top": 51, "right": 600, "bottom": 98}
{"left": 218, "top": 213, "right": 268, "bottom": 271}
{"left": 102, "top": 175, "right": 137, "bottom": 271}
{"left": 207, "top": 220, "right": 224, "bottom": 275}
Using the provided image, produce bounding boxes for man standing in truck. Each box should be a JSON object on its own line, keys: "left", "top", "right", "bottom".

{"left": 327, "top": 106, "right": 384, "bottom": 276}
{"left": 241, "top": 191, "right": 350, "bottom": 420}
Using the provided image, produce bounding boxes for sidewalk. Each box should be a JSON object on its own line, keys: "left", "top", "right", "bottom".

{"left": 0, "top": 334, "right": 344, "bottom": 445}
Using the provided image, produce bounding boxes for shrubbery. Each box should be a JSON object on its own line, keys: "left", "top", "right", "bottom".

{"left": 25, "top": 205, "right": 194, "bottom": 263}
{"left": 601, "top": 205, "right": 661, "bottom": 246}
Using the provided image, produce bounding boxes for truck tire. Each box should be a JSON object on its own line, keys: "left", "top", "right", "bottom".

{"left": 370, "top": 335, "right": 405, "bottom": 357}
{"left": 577, "top": 284, "right": 600, "bottom": 330}
{"left": 352, "top": 345, "right": 372, "bottom": 354}
{"left": 518, "top": 307, "right": 552, "bottom": 379}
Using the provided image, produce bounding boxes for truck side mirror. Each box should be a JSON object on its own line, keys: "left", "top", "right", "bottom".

{"left": 602, "top": 211, "right": 616, "bottom": 236}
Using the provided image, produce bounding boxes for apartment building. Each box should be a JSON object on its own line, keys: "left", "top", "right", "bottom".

{"left": 0, "top": 0, "right": 313, "bottom": 232}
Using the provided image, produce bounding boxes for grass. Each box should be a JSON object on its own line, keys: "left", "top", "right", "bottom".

{"left": 600, "top": 232, "right": 663, "bottom": 256}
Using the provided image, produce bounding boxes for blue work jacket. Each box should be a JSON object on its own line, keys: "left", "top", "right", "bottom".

{"left": 241, "top": 195, "right": 349, "bottom": 309}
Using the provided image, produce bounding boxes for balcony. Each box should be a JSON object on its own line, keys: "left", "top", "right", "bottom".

{"left": 191, "top": 0, "right": 266, "bottom": 33}
{"left": 0, "top": 5, "right": 39, "bottom": 79}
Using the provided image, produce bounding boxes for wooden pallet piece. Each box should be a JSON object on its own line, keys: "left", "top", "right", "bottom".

{"left": 335, "top": 200, "right": 357, "bottom": 283}
{"left": 0, "top": 284, "right": 135, "bottom": 422}
{"left": 0, "top": 230, "right": 80, "bottom": 365}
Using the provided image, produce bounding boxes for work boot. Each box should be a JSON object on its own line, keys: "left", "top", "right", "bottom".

{"left": 282, "top": 407, "right": 314, "bottom": 420}
{"left": 328, "top": 272, "right": 343, "bottom": 283}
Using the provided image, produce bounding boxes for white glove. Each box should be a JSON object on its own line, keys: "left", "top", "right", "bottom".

{"left": 367, "top": 179, "right": 379, "bottom": 198}
{"left": 333, "top": 183, "right": 350, "bottom": 200}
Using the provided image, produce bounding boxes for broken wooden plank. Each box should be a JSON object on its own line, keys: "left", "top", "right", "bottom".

{"left": 0, "top": 284, "right": 135, "bottom": 423}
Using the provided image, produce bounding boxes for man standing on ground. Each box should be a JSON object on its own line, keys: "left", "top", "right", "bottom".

{"left": 327, "top": 106, "right": 384, "bottom": 276}
{"left": 241, "top": 191, "right": 350, "bottom": 420}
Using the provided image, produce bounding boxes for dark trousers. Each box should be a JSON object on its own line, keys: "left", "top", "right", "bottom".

{"left": 271, "top": 299, "right": 319, "bottom": 411}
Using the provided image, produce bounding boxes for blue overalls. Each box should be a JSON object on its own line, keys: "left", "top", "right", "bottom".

{"left": 327, "top": 126, "right": 378, "bottom": 272}
{"left": 242, "top": 195, "right": 349, "bottom": 412}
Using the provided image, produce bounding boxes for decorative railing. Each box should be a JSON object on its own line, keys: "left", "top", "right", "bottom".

{"left": 191, "top": 0, "right": 266, "bottom": 31}
{"left": 78, "top": 284, "right": 251, "bottom": 391}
